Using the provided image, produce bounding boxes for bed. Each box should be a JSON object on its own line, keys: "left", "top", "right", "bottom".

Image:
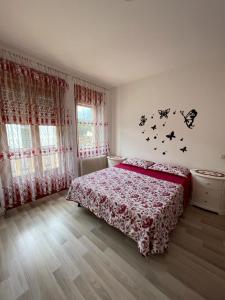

{"left": 66, "top": 162, "right": 191, "bottom": 256}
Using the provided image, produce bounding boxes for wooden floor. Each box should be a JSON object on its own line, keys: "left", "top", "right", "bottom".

{"left": 0, "top": 191, "right": 225, "bottom": 300}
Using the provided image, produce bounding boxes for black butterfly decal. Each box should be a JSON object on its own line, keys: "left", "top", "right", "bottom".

{"left": 158, "top": 108, "right": 170, "bottom": 119}
{"left": 151, "top": 125, "right": 157, "bottom": 130}
{"left": 151, "top": 114, "right": 154, "bottom": 119}
{"left": 162, "top": 123, "right": 166, "bottom": 127}
{"left": 139, "top": 115, "right": 147, "bottom": 126}
{"left": 173, "top": 110, "right": 176, "bottom": 115}
{"left": 166, "top": 131, "right": 176, "bottom": 141}
{"left": 180, "top": 146, "right": 187, "bottom": 152}
{"left": 162, "top": 151, "right": 167, "bottom": 155}
{"left": 142, "top": 130, "right": 145, "bottom": 134}
{"left": 180, "top": 138, "right": 184, "bottom": 141}
{"left": 154, "top": 147, "right": 157, "bottom": 150}
{"left": 146, "top": 137, "right": 150, "bottom": 142}
{"left": 180, "top": 109, "right": 198, "bottom": 129}
{"left": 162, "top": 140, "right": 165, "bottom": 143}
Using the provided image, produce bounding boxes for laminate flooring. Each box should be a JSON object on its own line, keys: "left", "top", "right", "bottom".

{"left": 0, "top": 190, "right": 225, "bottom": 300}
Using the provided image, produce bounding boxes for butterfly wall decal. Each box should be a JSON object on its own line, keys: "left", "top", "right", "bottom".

{"left": 166, "top": 131, "right": 176, "bottom": 141}
{"left": 180, "top": 109, "right": 198, "bottom": 129}
{"left": 139, "top": 115, "right": 147, "bottom": 126}
{"left": 180, "top": 146, "right": 187, "bottom": 152}
{"left": 158, "top": 108, "right": 170, "bottom": 119}
{"left": 140, "top": 107, "right": 197, "bottom": 155}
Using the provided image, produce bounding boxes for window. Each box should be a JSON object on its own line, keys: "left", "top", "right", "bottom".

{"left": 77, "top": 105, "right": 95, "bottom": 148}
{"left": 6, "top": 124, "right": 35, "bottom": 177}
{"left": 39, "top": 125, "right": 59, "bottom": 171}
{"left": 75, "top": 84, "right": 109, "bottom": 159}
{"left": 0, "top": 57, "right": 73, "bottom": 208}
{"left": 5, "top": 124, "right": 59, "bottom": 176}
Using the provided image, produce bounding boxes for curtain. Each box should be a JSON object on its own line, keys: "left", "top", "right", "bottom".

{"left": 0, "top": 58, "right": 75, "bottom": 209}
{"left": 75, "top": 83, "right": 110, "bottom": 158}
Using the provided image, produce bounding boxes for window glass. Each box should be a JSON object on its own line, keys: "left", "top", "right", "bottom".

{"left": 10, "top": 158, "right": 35, "bottom": 177}
{"left": 77, "top": 105, "right": 94, "bottom": 122}
{"left": 39, "top": 125, "right": 59, "bottom": 171}
{"left": 6, "top": 124, "right": 59, "bottom": 175}
{"left": 77, "top": 105, "right": 95, "bottom": 148}
{"left": 6, "top": 124, "right": 34, "bottom": 177}
{"left": 39, "top": 125, "right": 58, "bottom": 147}
{"left": 6, "top": 124, "right": 32, "bottom": 149}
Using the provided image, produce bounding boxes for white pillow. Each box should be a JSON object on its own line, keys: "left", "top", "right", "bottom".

{"left": 148, "top": 162, "right": 190, "bottom": 177}
{"left": 122, "top": 158, "right": 154, "bottom": 169}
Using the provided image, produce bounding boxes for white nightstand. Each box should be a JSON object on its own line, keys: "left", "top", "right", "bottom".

{"left": 107, "top": 156, "right": 125, "bottom": 167}
{"left": 191, "top": 169, "right": 225, "bottom": 215}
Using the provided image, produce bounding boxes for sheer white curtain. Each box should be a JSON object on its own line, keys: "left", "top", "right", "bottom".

{"left": 74, "top": 80, "right": 110, "bottom": 158}
{"left": 0, "top": 56, "right": 76, "bottom": 209}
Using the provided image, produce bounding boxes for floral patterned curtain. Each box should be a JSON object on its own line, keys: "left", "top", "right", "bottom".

{"left": 75, "top": 83, "right": 110, "bottom": 158}
{"left": 0, "top": 58, "right": 75, "bottom": 209}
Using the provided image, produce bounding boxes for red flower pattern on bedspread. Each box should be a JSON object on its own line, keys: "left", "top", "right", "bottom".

{"left": 66, "top": 167, "right": 184, "bottom": 256}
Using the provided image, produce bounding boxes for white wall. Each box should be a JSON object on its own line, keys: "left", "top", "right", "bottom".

{"left": 111, "top": 58, "right": 225, "bottom": 172}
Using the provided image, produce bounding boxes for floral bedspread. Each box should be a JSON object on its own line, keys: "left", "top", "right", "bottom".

{"left": 66, "top": 167, "right": 184, "bottom": 256}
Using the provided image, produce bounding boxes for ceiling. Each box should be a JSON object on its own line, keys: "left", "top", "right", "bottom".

{"left": 0, "top": 0, "right": 225, "bottom": 87}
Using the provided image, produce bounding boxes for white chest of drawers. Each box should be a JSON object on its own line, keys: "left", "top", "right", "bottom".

{"left": 190, "top": 169, "right": 225, "bottom": 215}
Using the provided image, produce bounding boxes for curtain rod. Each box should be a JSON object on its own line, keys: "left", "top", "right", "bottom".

{"left": 0, "top": 47, "right": 109, "bottom": 91}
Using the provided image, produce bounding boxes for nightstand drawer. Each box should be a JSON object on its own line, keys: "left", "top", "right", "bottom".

{"left": 193, "top": 176, "right": 224, "bottom": 190}
{"left": 193, "top": 191, "right": 220, "bottom": 209}
{"left": 193, "top": 187, "right": 220, "bottom": 200}
{"left": 191, "top": 169, "right": 225, "bottom": 215}
{"left": 193, "top": 197, "right": 220, "bottom": 210}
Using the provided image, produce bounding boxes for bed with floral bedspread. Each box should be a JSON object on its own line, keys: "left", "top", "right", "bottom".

{"left": 66, "top": 164, "right": 190, "bottom": 256}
